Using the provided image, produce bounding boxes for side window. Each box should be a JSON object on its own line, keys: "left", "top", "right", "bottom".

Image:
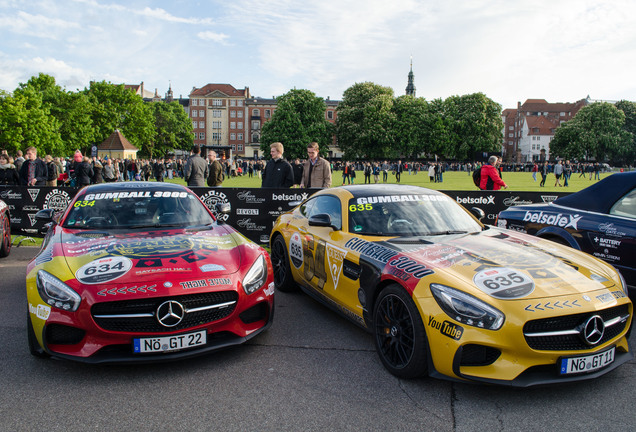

{"left": 299, "top": 199, "right": 315, "bottom": 218}
{"left": 610, "top": 188, "right": 636, "bottom": 219}
{"left": 308, "top": 196, "right": 342, "bottom": 230}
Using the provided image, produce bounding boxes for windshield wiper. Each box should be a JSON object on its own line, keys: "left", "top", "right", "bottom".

{"left": 186, "top": 223, "right": 215, "bottom": 232}
{"left": 425, "top": 230, "right": 469, "bottom": 236}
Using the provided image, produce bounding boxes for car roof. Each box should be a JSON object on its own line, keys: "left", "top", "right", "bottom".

{"left": 337, "top": 184, "right": 446, "bottom": 199}
{"left": 554, "top": 171, "right": 636, "bottom": 213}
{"left": 77, "top": 182, "right": 188, "bottom": 194}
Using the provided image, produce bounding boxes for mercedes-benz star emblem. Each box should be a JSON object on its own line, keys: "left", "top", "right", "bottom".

{"left": 582, "top": 315, "right": 605, "bottom": 346}
{"left": 156, "top": 300, "right": 185, "bottom": 327}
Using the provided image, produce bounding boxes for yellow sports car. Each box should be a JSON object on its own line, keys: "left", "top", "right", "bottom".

{"left": 270, "top": 184, "right": 632, "bottom": 386}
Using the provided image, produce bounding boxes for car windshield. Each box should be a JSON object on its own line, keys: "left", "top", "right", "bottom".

{"left": 347, "top": 194, "right": 482, "bottom": 236}
{"left": 62, "top": 189, "right": 215, "bottom": 229}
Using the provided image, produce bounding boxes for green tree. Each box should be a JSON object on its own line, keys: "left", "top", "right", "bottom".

{"left": 260, "top": 89, "right": 333, "bottom": 160}
{"left": 615, "top": 100, "right": 636, "bottom": 163}
{"left": 85, "top": 81, "right": 156, "bottom": 156}
{"left": 392, "top": 95, "right": 431, "bottom": 158}
{"left": 336, "top": 82, "right": 396, "bottom": 159}
{"left": 15, "top": 73, "right": 94, "bottom": 155}
{"left": 551, "top": 102, "right": 632, "bottom": 161}
{"left": 0, "top": 87, "right": 62, "bottom": 155}
{"left": 151, "top": 101, "right": 194, "bottom": 157}
{"left": 442, "top": 93, "right": 503, "bottom": 160}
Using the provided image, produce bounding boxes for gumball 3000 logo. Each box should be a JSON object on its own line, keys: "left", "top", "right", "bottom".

{"left": 44, "top": 189, "right": 71, "bottom": 211}
{"left": 199, "top": 190, "right": 230, "bottom": 222}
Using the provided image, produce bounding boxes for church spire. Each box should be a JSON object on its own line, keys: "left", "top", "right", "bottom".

{"left": 405, "top": 56, "right": 416, "bottom": 97}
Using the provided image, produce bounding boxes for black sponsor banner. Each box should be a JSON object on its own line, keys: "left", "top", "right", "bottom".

{"left": 1, "top": 186, "right": 570, "bottom": 244}
{"left": 0, "top": 185, "right": 317, "bottom": 244}
{"left": 440, "top": 190, "right": 571, "bottom": 224}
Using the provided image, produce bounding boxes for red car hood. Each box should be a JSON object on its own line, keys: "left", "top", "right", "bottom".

{"left": 57, "top": 226, "right": 242, "bottom": 285}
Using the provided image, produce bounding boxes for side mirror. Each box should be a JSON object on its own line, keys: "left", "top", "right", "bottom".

{"left": 35, "top": 208, "right": 56, "bottom": 222}
{"left": 215, "top": 202, "right": 231, "bottom": 215}
{"left": 470, "top": 207, "right": 485, "bottom": 221}
{"left": 308, "top": 213, "right": 334, "bottom": 229}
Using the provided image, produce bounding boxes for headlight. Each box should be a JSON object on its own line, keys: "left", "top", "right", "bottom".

{"left": 617, "top": 270, "right": 628, "bottom": 296}
{"left": 36, "top": 270, "right": 82, "bottom": 312}
{"left": 242, "top": 255, "right": 268, "bottom": 295}
{"left": 430, "top": 283, "right": 504, "bottom": 330}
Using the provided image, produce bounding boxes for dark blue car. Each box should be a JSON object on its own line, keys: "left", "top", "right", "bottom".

{"left": 497, "top": 171, "right": 636, "bottom": 297}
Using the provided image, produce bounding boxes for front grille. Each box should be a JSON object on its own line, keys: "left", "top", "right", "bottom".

{"left": 459, "top": 344, "right": 501, "bottom": 366}
{"left": 523, "top": 304, "right": 629, "bottom": 351}
{"left": 46, "top": 324, "right": 86, "bottom": 345}
{"left": 92, "top": 291, "right": 238, "bottom": 333}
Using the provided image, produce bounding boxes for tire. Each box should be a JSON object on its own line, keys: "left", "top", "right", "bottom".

{"left": 0, "top": 213, "right": 10, "bottom": 258}
{"left": 270, "top": 235, "right": 297, "bottom": 292}
{"left": 27, "top": 312, "right": 50, "bottom": 358}
{"left": 373, "top": 284, "right": 428, "bottom": 378}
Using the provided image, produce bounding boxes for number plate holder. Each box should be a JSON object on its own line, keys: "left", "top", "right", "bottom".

{"left": 133, "top": 330, "right": 207, "bottom": 354}
{"left": 559, "top": 346, "right": 615, "bottom": 375}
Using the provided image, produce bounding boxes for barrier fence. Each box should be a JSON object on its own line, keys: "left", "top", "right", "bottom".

{"left": 1, "top": 185, "right": 571, "bottom": 244}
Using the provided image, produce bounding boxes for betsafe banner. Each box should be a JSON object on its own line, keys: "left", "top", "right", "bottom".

{"left": 1, "top": 186, "right": 570, "bottom": 244}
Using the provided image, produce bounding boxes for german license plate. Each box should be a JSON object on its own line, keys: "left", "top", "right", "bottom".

{"left": 133, "top": 330, "right": 206, "bottom": 354}
{"left": 559, "top": 347, "right": 615, "bottom": 375}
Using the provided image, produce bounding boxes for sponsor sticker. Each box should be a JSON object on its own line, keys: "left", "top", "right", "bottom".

{"left": 29, "top": 303, "right": 51, "bottom": 321}
{"left": 75, "top": 256, "right": 133, "bottom": 284}
{"left": 326, "top": 244, "right": 347, "bottom": 289}
{"left": 473, "top": 267, "right": 535, "bottom": 299}
{"left": 428, "top": 316, "right": 463, "bottom": 340}
{"left": 264, "top": 282, "right": 275, "bottom": 296}
{"left": 522, "top": 211, "right": 582, "bottom": 229}
{"left": 200, "top": 263, "right": 227, "bottom": 272}
{"left": 289, "top": 233, "right": 303, "bottom": 268}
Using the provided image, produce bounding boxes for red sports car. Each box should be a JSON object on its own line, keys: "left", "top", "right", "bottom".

{"left": 0, "top": 198, "right": 11, "bottom": 258}
{"left": 27, "top": 182, "right": 274, "bottom": 363}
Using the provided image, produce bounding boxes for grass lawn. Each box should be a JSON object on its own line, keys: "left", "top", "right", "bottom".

{"left": 165, "top": 170, "right": 610, "bottom": 193}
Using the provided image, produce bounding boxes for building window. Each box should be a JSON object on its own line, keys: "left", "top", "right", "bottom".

{"left": 199, "top": 99, "right": 205, "bottom": 106}
{"left": 237, "top": 133, "right": 243, "bottom": 140}
{"left": 199, "top": 121, "right": 205, "bottom": 129}
{"left": 212, "top": 110, "right": 222, "bottom": 118}
{"left": 238, "top": 144, "right": 243, "bottom": 151}
{"left": 192, "top": 99, "right": 198, "bottom": 106}
{"left": 252, "top": 109, "right": 259, "bottom": 116}
{"left": 252, "top": 133, "right": 259, "bottom": 142}
{"left": 212, "top": 99, "right": 223, "bottom": 106}
{"left": 199, "top": 110, "right": 204, "bottom": 117}
{"left": 265, "top": 109, "right": 271, "bottom": 118}
{"left": 327, "top": 111, "right": 333, "bottom": 120}
{"left": 192, "top": 110, "right": 197, "bottom": 118}
{"left": 213, "top": 121, "right": 222, "bottom": 129}
{"left": 212, "top": 132, "right": 221, "bottom": 140}
{"left": 230, "top": 100, "right": 236, "bottom": 107}
{"left": 508, "top": 133, "right": 513, "bottom": 137}
{"left": 231, "top": 144, "right": 236, "bottom": 151}
{"left": 237, "top": 111, "right": 243, "bottom": 118}
{"left": 192, "top": 121, "right": 197, "bottom": 128}
{"left": 230, "top": 110, "right": 236, "bottom": 118}
{"left": 198, "top": 132, "right": 205, "bottom": 140}
{"left": 230, "top": 122, "right": 236, "bottom": 129}
{"left": 237, "top": 100, "right": 243, "bottom": 107}
{"left": 237, "top": 122, "right": 243, "bottom": 129}
{"left": 252, "top": 121, "right": 259, "bottom": 130}
{"left": 230, "top": 133, "right": 236, "bottom": 140}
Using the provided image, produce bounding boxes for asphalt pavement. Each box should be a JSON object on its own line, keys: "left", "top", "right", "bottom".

{"left": 1, "top": 246, "right": 635, "bottom": 432}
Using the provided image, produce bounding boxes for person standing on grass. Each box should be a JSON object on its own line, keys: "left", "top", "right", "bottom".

{"left": 262, "top": 142, "right": 294, "bottom": 188}
{"left": 553, "top": 160, "right": 563, "bottom": 187}
{"left": 480, "top": 155, "right": 507, "bottom": 191}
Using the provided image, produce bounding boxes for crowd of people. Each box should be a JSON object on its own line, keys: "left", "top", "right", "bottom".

{"left": 1, "top": 144, "right": 617, "bottom": 191}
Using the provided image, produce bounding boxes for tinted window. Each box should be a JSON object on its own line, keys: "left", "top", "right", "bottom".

{"left": 307, "top": 196, "right": 342, "bottom": 230}
{"left": 63, "top": 190, "right": 214, "bottom": 229}
{"left": 610, "top": 188, "right": 636, "bottom": 219}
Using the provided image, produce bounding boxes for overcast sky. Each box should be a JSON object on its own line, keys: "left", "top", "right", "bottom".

{"left": 1, "top": 0, "right": 635, "bottom": 110}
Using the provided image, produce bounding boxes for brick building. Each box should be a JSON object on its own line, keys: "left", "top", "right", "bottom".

{"left": 502, "top": 98, "right": 588, "bottom": 162}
